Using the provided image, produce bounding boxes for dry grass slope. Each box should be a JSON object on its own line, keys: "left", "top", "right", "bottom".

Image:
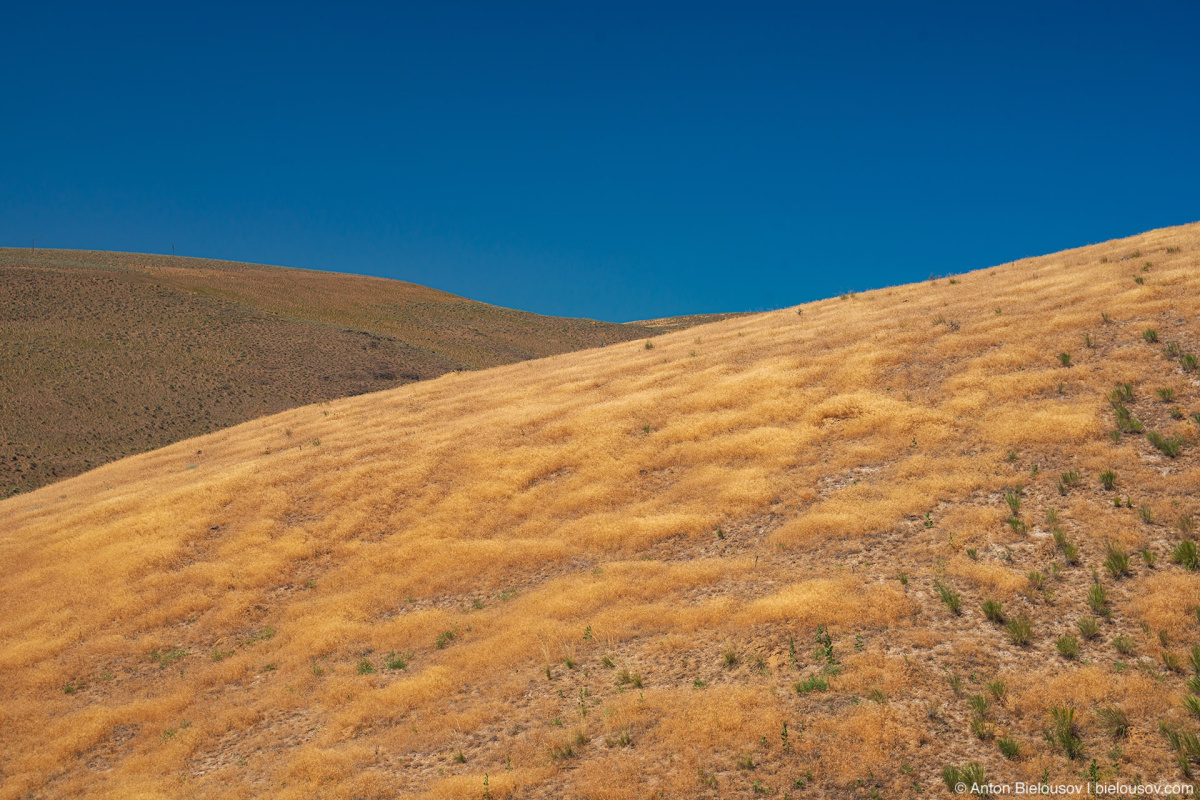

{"left": 2, "top": 224, "right": 1200, "bottom": 799}
{"left": 0, "top": 248, "right": 683, "bottom": 496}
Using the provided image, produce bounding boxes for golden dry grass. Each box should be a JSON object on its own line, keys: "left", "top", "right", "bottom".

{"left": 3, "top": 224, "right": 1200, "bottom": 798}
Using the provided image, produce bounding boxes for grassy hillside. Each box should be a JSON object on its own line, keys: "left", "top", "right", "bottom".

{"left": 0, "top": 249, "right": 689, "bottom": 497}
{"left": 2, "top": 225, "right": 1199, "bottom": 799}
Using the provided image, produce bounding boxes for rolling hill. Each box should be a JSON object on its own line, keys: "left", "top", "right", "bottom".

{"left": 0, "top": 248, "right": 737, "bottom": 497}
{"left": 2, "top": 224, "right": 1199, "bottom": 799}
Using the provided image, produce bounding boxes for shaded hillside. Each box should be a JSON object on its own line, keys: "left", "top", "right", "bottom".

{"left": 2, "top": 224, "right": 1199, "bottom": 799}
{"left": 0, "top": 249, "right": 687, "bottom": 496}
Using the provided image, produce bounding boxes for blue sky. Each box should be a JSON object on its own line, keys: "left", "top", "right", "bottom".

{"left": 3, "top": 2, "right": 1197, "bottom": 321}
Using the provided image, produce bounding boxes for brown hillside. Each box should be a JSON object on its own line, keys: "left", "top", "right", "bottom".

{"left": 1, "top": 224, "right": 1199, "bottom": 799}
{"left": 0, "top": 249, "right": 688, "bottom": 497}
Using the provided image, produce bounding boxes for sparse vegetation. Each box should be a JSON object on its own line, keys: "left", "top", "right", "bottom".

{"left": 1173, "top": 540, "right": 1199, "bottom": 571}
{"left": 1006, "top": 615, "right": 1033, "bottom": 646}
{"left": 4, "top": 229, "right": 1200, "bottom": 797}
{"left": 1047, "top": 706, "right": 1084, "bottom": 760}
{"left": 1088, "top": 582, "right": 1111, "bottom": 617}
{"left": 997, "top": 736, "right": 1021, "bottom": 760}
{"left": 942, "top": 763, "right": 986, "bottom": 796}
{"left": 792, "top": 673, "right": 829, "bottom": 697}
{"left": 1104, "top": 542, "right": 1131, "bottom": 578}
{"left": 1148, "top": 431, "right": 1184, "bottom": 457}
{"left": 1056, "top": 635, "right": 1079, "bottom": 660}
{"left": 933, "top": 580, "right": 962, "bottom": 614}
{"left": 1096, "top": 707, "right": 1129, "bottom": 739}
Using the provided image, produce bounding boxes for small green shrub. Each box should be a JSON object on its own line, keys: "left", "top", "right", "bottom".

{"left": 1139, "top": 505, "right": 1154, "bottom": 523}
{"left": 1173, "top": 540, "right": 1200, "bottom": 571}
{"left": 942, "top": 763, "right": 986, "bottom": 795}
{"left": 1096, "top": 707, "right": 1129, "bottom": 739}
{"left": 1111, "top": 402, "right": 1144, "bottom": 433}
{"left": 1104, "top": 542, "right": 1131, "bottom": 578}
{"left": 981, "top": 599, "right": 1005, "bottom": 623}
{"left": 1004, "top": 488, "right": 1022, "bottom": 516}
{"left": 616, "top": 668, "right": 643, "bottom": 688}
{"left": 357, "top": 658, "right": 376, "bottom": 675}
{"left": 1113, "top": 635, "right": 1135, "bottom": 655}
{"left": 1077, "top": 617, "right": 1100, "bottom": 640}
{"left": 970, "top": 714, "right": 993, "bottom": 741}
{"left": 997, "top": 736, "right": 1021, "bottom": 760}
{"left": 1144, "top": 329, "right": 1159, "bottom": 343}
{"left": 1056, "top": 635, "right": 1080, "bottom": 660}
{"left": 436, "top": 630, "right": 456, "bottom": 649}
{"left": 384, "top": 651, "right": 411, "bottom": 670}
{"left": 1148, "top": 431, "right": 1184, "bottom": 457}
{"left": 987, "top": 680, "right": 1007, "bottom": 701}
{"left": 1088, "top": 582, "right": 1110, "bottom": 616}
{"left": 795, "top": 674, "right": 829, "bottom": 694}
{"left": 934, "top": 580, "right": 962, "bottom": 614}
{"left": 1100, "top": 470, "right": 1116, "bottom": 490}
{"left": 1006, "top": 615, "right": 1033, "bottom": 646}
{"left": 1058, "top": 352, "right": 1072, "bottom": 367}
{"left": 1047, "top": 706, "right": 1085, "bottom": 760}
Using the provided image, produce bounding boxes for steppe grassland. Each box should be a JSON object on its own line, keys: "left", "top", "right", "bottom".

{"left": 1, "top": 224, "right": 1199, "bottom": 798}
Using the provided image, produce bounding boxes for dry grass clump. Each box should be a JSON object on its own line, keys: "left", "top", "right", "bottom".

{"left": 2, "top": 223, "right": 1200, "bottom": 797}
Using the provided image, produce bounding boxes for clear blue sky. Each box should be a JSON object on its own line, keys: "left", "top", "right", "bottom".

{"left": 3, "top": 2, "right": 1197, "bottom": 322}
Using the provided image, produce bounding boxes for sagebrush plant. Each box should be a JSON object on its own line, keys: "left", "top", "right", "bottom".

{"left": 1056, "top": 635, "right": 1079, "bottom": 660}
{"left": 942, "top": 763, "right": 986, "bottom": 796}
{"left": 1006, "top": 615, "right": 1033, "bottom": 646}
{"left": 1148, "top": 431, "right": 1184, "bottom": 457}
{"left": 981, "top": 599, "right": 1005, "bottom": 624}
{"left": 997, "top": 736, "right": 1020, "bottom": 760}
{"left": 1047, "top": 706, "right": 1085, "bottom": 760}
{"left": 1104, "top": 542, "right": 1131, "bottom": 578}
{"left": 933, "top": 580, "right": 962, "bottom": 614}
{"left": 1095, "top": 707, "right": 1129, "bottom": 740}
{"left": 1174, "top": 540, "right": 1200, "bottom": 571}
{"left": 1088, "top": 582, "right": 1111, "bottom": 617}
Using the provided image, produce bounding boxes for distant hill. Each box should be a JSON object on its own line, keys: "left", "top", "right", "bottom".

{"left": 0, "top": 249, "right": 710, "bottom": 496}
